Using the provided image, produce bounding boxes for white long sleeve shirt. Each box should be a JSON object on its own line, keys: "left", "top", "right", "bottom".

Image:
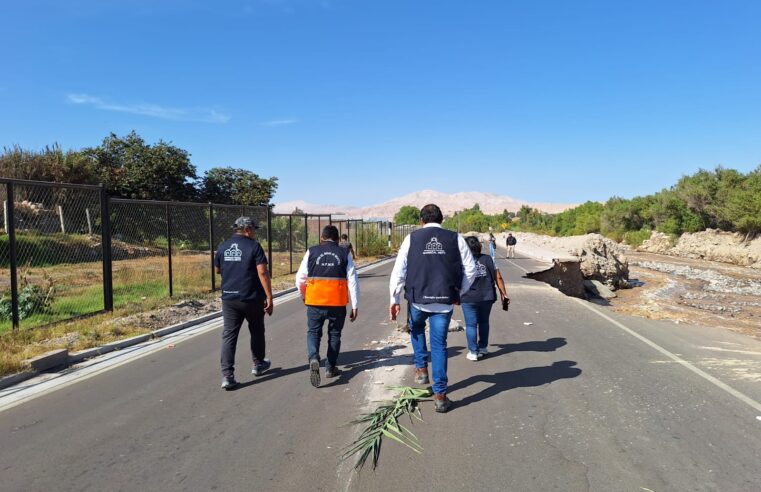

{"left": 295, "top": 242, "right": 360, "bottom": 309}
{"left": 389, "top": 223, "right": 478, "bottom": 313}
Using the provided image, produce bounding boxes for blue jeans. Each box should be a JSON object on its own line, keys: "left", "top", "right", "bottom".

{"left": 408, "top": 305, "right": 453, "bottom": 395}
{"left": 306, "top": 306, "right": 346, "bottom": 368}
{"left": 461, "top": 301, "right": 493, "bottom": 353}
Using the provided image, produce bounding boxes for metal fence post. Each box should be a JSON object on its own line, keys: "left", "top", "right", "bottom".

{"left": 288, "top": 215, "right": 293, "bottom": 274}
{"left": 209, "top": 203, "right": 216, "bottom": 292}
{"left": 267, "top": 205, "right": 273, "bottom": 276}
{"left": 166, "top": 203, "right": 173, "bottom": 297}
{"left": 6, "top": 182, "right": 19, "bottom": 330}
{"left": 304, "top": 214, "right": 309, "bottom": 248}
{"left": 100, "top": 185, "right": 114, "bottom": 311}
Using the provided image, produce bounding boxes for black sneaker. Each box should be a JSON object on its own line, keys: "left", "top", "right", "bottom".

{"left": 325, "top": 366, "right": 342, "bottom": 379}
{"left": 309, "top": 359, "right": 321, "bottom": 387}
{"left": 252, "top": 359, "right": 271, "bottom": 376}
{"left": 221, "top": 375, "right": 238, "bottom": 391}
{"left": 434, "top": 393, "right": 452, "bottom": 413}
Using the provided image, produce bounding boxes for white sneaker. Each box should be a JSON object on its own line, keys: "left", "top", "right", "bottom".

{"left": 466, "top": 351, "right": 481, "bottom": 361}
{"left": 478, "top": 347, "right": 489, "bottom": 356}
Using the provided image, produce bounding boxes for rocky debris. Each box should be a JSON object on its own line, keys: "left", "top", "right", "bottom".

{"left": 639, "top": 231, "right": 674, "bottom": 254}
{"left": 108, "top": 298, "right": 221, "bottom": 331}
{"left": 638, "top": 229, "right": 761, "bottom": 269}
{"left": 634, "top": 261, "right": 761, "bottom": 297}
{"left": 512, "top": 232, "right": 630, "bottom": 289}
{"left": 583, "top": 279, "right": 617, "bottom": 299}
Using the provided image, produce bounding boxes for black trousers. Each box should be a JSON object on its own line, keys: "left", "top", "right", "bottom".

{"left": 220, "top": 299, "right": 265, "bottom": 377}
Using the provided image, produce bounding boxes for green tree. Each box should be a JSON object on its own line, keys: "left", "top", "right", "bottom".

{"left": 723, "top": 166, "right": 761, "bottom": 238}
{"left": 393, "top": 205, "right": 421, "bottom": 225}
{"left": 201, "top": 167, "right": 278, "bottom": 206}
{"left": 83, "top": 131, "right": 198, "bottom": 201}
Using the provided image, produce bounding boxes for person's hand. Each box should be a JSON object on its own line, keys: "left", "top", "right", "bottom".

{"left": 389, "top": 303, "right": 401, "bottom": 321}
{"left": 264, "top": 297, "right": 274, "bottom": 316}
{"left": 350, "top": 309, "right": 358, "bottom": 322}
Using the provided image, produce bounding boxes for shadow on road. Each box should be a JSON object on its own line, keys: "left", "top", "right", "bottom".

{"left": 357, "top": 273, "right": 389, "bottom": 279}
{"left": 490, "top": 337, "right": 567, "bottom": 356}
{"left": 447, "top": 360, "right": 582, "bottom": 410}
{"left": 228, "top": 345, "right": 411, "bottom": 390}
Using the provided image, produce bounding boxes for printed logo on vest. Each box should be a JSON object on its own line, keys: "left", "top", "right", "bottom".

{"left": 316, "top": 251, "right": 342, "bottom": 267}
{"left": 423, "top": 237, "right": 445, "bottom": 255}
{"left": 224, "top": 243, "right": 243, "bottom": 262}
{"left": 476, "top": 262, "right": 488, "bottom": 277}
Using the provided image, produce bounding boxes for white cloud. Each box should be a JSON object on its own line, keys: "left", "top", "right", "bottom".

{"left": 66, "top": 93, "right": 230, "bottom": 123}
{"left": 261, "top": 119, "right": 299, "bottom": 127}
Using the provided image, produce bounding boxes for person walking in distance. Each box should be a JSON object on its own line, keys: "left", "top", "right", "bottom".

{"left": 215, "top": 217, "right": 274, "bottom": 390}
{"left": 389, "top": 204, "right": 478, "bottom": 413}
{"left": 506, "top": 233, "right": 517, "bottom": 259}
{"left": 461, "top": 236, "right": 508, "bottom": 360}
{"left": 339, "top": 233, "right": 356, "bottom": 259}
{"left": 296, "top": 225, "right": 359, "bottom": 387}
{"left": 488, "top": 232, "right": 497, "bottom": 261}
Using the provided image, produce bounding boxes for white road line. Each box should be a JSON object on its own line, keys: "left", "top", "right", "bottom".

{"left": 0, "top": 257, "right": 396, "bottom": 414}
{"left": 506, "top": 259, "right": 530, "bottom": 273}
{"left": 573, "top": 298, "right": 761, "bottom": 414}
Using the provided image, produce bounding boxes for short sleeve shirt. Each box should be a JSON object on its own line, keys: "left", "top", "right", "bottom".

{"left": 214, "top": 235, "right": 268, "bottom": 301}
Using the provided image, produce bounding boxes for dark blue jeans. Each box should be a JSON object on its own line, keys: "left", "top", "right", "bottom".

{"left": 461, "top": 301, "right": 493, "bottom": 353}
{"left": 307, "top": 306, "right": 347, "bottom": 368}
{"left": 409, "top": 306, "right": 453, "bottom": 395}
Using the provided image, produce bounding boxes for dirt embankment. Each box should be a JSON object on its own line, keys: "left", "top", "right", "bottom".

{"left": 639, "top": 229, "right": 761, "bottom": 269}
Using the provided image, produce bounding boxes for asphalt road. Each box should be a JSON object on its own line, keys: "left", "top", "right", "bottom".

{"left": 2, "top": 253, "right": 761, "bottom": 492}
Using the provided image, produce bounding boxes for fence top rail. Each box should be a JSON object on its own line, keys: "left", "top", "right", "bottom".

{"left": 110, "top": 198, "right": 271, "bottom": 209}
{"left": 0, "top": 177, "right": 102, "bottom": 190}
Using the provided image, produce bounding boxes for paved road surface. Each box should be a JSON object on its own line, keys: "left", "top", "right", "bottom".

{"left": 2, "top": 253, "right": 761, "bottom": 492}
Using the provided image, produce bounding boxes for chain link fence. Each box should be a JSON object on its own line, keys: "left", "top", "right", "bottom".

{"left": 1, "top": 178, "right": 410, "bottom": 333}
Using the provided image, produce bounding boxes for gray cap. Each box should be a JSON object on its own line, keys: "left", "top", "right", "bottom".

{"left": 233, "top": 216, "right": 259, "bottom": 230}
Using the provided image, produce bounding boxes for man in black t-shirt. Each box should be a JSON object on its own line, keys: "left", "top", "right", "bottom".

{"left": 214, "top": 217, "right": 274, "bottom": 390}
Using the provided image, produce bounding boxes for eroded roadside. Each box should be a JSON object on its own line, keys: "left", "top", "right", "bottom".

{"left": 607, "top": 251, "right": 761, "bottom": 339}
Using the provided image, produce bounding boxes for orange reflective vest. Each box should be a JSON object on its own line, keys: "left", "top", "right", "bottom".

{"left": 304, "top": 243, "right": 349, "bottom": 307}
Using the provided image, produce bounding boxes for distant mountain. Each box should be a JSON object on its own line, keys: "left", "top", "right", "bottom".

{"left": 273, "top": 190, "right": 575, "bottom": 219}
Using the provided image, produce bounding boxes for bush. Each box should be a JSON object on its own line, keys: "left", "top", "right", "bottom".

{"left": 623, "top": 228, "right": 652, "bottom": 248}
{"left": 356, "top": 228, "right": 390, "bottom": 257}
{"left": 0, "top": 270, "right": 56, "bottom": 322}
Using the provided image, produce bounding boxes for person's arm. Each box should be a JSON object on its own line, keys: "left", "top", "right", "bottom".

{"left": 257, "top": 264, "right": 274, "bottom": 315}
{"left": 495, "top": 268, "right": 507, "bottom": 299}
{"left": 214, "top": 250, "right": 221, "bottom": 275}
{"left": 388, "top": 235, "right": 410, "bottom": 320}
{"left": 347, "top": 253, "right": 359, "bottom": 322}
{"left": 295, "top": 250, "right": 310, "bottom": 298}
{"left": 350, "top": 244, "right": 357, "bottom": 259}
{"left": 457, "top": 235, "right": 478, "bottom": 296}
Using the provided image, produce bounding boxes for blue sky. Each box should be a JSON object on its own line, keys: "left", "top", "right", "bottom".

{"left": 2, "top": 0, "right": 760, "bottom": 207}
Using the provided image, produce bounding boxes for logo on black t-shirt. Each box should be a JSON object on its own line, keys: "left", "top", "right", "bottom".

{"left": 423, "top": 237, "right": 445, "bottom": 255}
{"left": 476, "top": 262, "right": 488, "bottom": 277}
{"left": 224, "top": 243, "right": 243, "bottom": 262}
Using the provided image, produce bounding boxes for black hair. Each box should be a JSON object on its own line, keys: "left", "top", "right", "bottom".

{"left": 465, "top": 236, "right": 482, "bottom": 255}
{"left": 341, "top": 234, "right": 349, "bottom": 240}
{"left": 420, "top": 204, "right": 443, "bottom": 224}
{"left": 321, "top": 225, "right": 339, "bottom": 241}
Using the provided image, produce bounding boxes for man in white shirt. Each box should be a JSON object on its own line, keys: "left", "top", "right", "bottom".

{"left": 295, "top": 225, "right": 360, "bottom": 387}
{"left": 389, "top": 204, "right": 477, "bottom": 413}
